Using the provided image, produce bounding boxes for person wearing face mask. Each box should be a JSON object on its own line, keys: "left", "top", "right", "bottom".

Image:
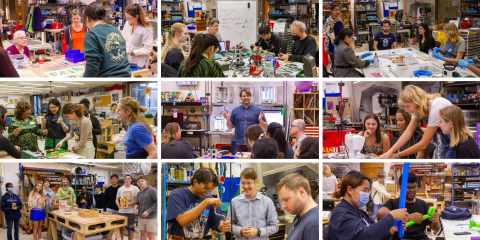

{"left": 64, "top": 9, "right": 89, "bottom": 52}
{"left": 0, "top": 105, "right": 21, "bottom": 159}
{"left": 161, "top": 23, "right": 188, "bottom": 71}
{"left": 376, "top": 173, "right": 440, "bottom": 240}
{"left": 249, "top": 24, "right": 281, "bottom": 56}
{"left": 278, "top": 20, "right": 317, "bottom": 62}
{"left": 41, "top": 99, "right": 71, "bottom": 150}
{"left": 56, "top": 178, "right": 77, "bottom": 206}
{"left": 359, "top": 113, "right": 390, "bottom": 157}
{"left": 333, "top": 28, "right": 373, "bottom": 77}
{"left": 82, "top": 3, "right": 131, "bottom": 77}
{"left": 395, "top": 109, "right": 425, "bottom": 159}
{"left": 329, "top": 170, "right": 409, "bottom": 240}
{"left": 121, "top": 3, "right": 154, "bottom": 69}
{"left": 178, "top": 33, "right": 225, "bottom": 77}
{"left": 6, "top": 31, "right": 30, "bottom": 58}
{"left": 1, "top": 182, "right": 22, "bottom": 240}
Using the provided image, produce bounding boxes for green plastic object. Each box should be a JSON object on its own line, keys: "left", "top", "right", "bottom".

{"left": 470, "top": 221, "right": 480, "bottom": 233}
{"left": 58, "top": 150, "right": 67, "bottom": 153}
{"left": 406, "top": 207, "right": 436, "bottom": 227}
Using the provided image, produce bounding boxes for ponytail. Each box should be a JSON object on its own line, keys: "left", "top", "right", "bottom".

{"left": 161, "top": 23, "right": 187, "bottom": 63}
{"left": 184, "top": 33, "right": 220, "bottom": 76}
{"left": 334, "top": 28, "right": 354, "bottom": 46}
{"left": 267, "top": 122, "right": 288, "bottom": 156}
{"left": 84, "top": 3, "right": 107, "bottom": 23}
{"left": 125, "top": 3, "right": 153, "bottom": 29}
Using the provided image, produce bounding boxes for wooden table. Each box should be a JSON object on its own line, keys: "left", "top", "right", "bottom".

{"left": 46, "top": 211, "right": 127, "bottom": 240}
{"left": 196, "top": 153, "right": 250, "bottom": 159}
{"left": 96, "top": 140, "right": 116, "bottom": 159}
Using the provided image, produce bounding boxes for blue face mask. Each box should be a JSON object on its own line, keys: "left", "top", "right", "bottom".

{"left": 352, "top": 188, "right": 370, "bottom": 208}
{"left": 7, "top": 187, "right": 13, "bottom": 192}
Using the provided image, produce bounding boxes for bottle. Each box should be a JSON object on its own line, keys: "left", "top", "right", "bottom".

{"left": 428, "top": 49, "right": 433, "bottom": 61}
{"left": 183, "top": 167, "right": 187, "bottom": 181}
{"left": 170, "top": 165, "right": 175, "bottom": 181}
{"left": 374, "top": 53, "right": 379, "bottom": 68}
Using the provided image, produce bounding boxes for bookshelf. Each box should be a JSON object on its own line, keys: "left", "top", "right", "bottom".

{"left": 293, "top": 92, "right": 319, "bottom": 126}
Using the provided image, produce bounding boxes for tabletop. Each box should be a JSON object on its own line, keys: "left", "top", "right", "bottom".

{"left": 441, "top": 215, "right": 480, "bottom": 240}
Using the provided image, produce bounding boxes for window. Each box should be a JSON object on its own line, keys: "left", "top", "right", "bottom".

{"left": 32, "top": 95, "right": 41, "bottom": 115}
{"left": 129, "top": 82, "right": 158, "bottom": 115}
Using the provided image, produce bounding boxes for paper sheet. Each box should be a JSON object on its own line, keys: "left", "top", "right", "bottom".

{"left": 63, "top": 154, "right": 83, "bottom": 159}
{"left": 324, "top": 83, "right": 340, "bottom": 94}
{"left": 272, "top": 22, "right": 286, "bottom": 33}
{"left": 16, "top": 69, "right": 24, "bottom": 75}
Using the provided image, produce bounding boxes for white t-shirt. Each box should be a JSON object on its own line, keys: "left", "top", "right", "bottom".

{"left": 412, "top": 97, "right": 452, "bottom": 127}
{"left": 116, "top": 185, "right": 139, "bottom": 213}
{"left": 323, "top": 175, "right": 337, "bottom": 192}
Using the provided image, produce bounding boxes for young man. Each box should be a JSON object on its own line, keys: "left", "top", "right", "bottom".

{"left": 135, "top": 176, "right": 157, "bottom": 240}
{"left": 1, "top": 182, "right": 22, "bottom": 240}
{"left": 227, "top": 168, "right": 279, "bottom": 239}
{"left": 250, "top": 24, "right": 281, "bottom": 56}
{"left": 56, "top": 178, "right": 76, "bottom": 206}
{"left": 223, "top": 89, "right": 268, "bottom": 152}
{"left": 276, "top": 173, "right": 319, "bottom": 240}
{"left": 116, "top": 173, "right": 139, "bottom": 240}
{"left": 278, "top": 20, "right": 317, "bottom": 62}
{"left": 167, "top": 167, "right": 231, "bottom": 239}
{"left": 376, "top": 173, "right": 440, "bottom": 240}
{"left": 369, "top": 173, "right": 394, "bottom": 221}
{"left": 104, "top": 174, "right": 121, "bottom": 213}
{"left": 43, "top": 180, "right": 56, "bottom": 207}
{"left": 208, "top": 18, "right": 222, "bottom": 42}
{"left": 93, "top": 184, "right": 105, "bottom": 210}
{"left": 106, "top": 103, "right": 121, "bottom": 125}
{"left": 374, "top": 20, "right": 397, "bottom": 51}
{"left": 291, "top": 119, "right": 307, "bottom": 152}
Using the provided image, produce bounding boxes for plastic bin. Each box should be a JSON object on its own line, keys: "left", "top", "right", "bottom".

{"left": 65, "top": 49, "right": 85, "bottom": 63}
{"left": 51, "top": 23, "right": 61, "bottom": 29}
{"left": 447, "top": 94, "right": 466, "bottom": 103}
{"left": 9, "top": 54, "right": 29, "bottom": 68}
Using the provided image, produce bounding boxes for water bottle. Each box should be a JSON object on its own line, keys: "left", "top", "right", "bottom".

{"left": 428, "top": 49, "right": 433, "bottom": 61}
{"left": 374, "top": 53, "right": 379, "bottom": 68}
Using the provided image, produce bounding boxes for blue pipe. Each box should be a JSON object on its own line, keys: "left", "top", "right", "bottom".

{"left": 396, "top": 162, "right": 410, "bottom": 238}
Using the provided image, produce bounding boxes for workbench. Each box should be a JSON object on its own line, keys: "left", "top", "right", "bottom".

{"left": 441, "top": 214, "right": 480, "bottom": 239}
{"left": 96, "top": 141, "right": 117, "bottom": 159}
{"left": 46, "top": 210, "right": 127, "bottom": 240}
{"left": 218, "top": 55, "right": 307, "bottom": 78}
{"left": 3, "top": 39, "right": 52, "bottom": 58}
{"left": 0, "top": 150, "right": 86, "bottom": 159}
{"left": 196, "top": 153, "right": 250, "bottom": 159}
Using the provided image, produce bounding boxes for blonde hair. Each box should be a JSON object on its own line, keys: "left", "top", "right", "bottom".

{"left": 119, "top": 97, "right": 153, "bottom": 137}
{"left": 125, "top": 3, "right": 152, "bottom": 29}
{"left": 439, "top": 105, "right": 473, "bottom": 147}
{"left": 71, "top": 9, "right": 83, "bottom": 17}
{"left": 398, "top": 85, "right": 442, "bottom": 120}
{"left": 444, "top": 23, "right": 463, "bottom": 46}
{"left": 323, "top": 164, "right": 333, "bottom": 178}
{"left": 30, "top": 182, "right": 44, "bottom": 197}
{"left": 161, "top": 122, "right": 179, "bottom": 146}
{"left": 161, "top": 23, "right": 187, "bottom": 63}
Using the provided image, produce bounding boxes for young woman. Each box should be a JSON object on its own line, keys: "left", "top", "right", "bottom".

{"left": 178, "top": 33, "right": 225, "bottom": 77}
{"left": 432, "top": 23, "right": 465, "bottom": 63}
{"left": 9, "top": 101, "right": 47, "bottom": 152}
{"left": 28, "top": 182, "right": 45, "bottom": 240}
{"left": 118, "top": 97, "right": 157, "bottom": 159}
{"left": 334, "top": 28, "right": 373, "bottom": 77}
{"left": 294, "top": 136, "right": 319, "bottom": 159}
{"left": 328, "top": 170, "right": 408, "bottom": 240}
{"left": 65, "top": 9, "right": 88, "bottom": 52}
{"left": 161, "top": 23, "right": 188, "bottom": 70}
{"left": 122, "top": 3, "right": 154, "bottom": 68}
{"left": 438, "top": 105, "right": 480, "bottom": 158}
{"left": 324, "top": 4, "right": 344, "bottom": 74}
{"left": 250, "top": 138, "right": 279, "bottom": 159}
{"left": 42, "top": 99, "right": 71, "bottom": 150}
{"left": 1, "top": 182, "right": 22, "bottom": 240}
{"left": 358, "top": 113, "right": 390, "bottom": 156}
{"left": 0, "top": 106, "right": 21, "bottom": 159}
{"left": 380, "top": 85, "right": 453, "bottom": 159}
{"left": 245, "top": 124, "right": 266, "bottom": 149}
{"left": 396, "top": 109, "right": 425, "bottom": 159}
{"left": 83, "top": 3, "right": 131, "bottom": 77}
{"left": 160, "top": 122, "right": 181, "bottom": 146}
{"left": 56, "top": 103, "right": 95, "bottom": 159}
{"left": 266, "top": 122, "right": 294, "bottom": 159}
{"left": 76, "top": 186, "right": 93, "bottom": 208}
{"left": 79, "top": 98, "right": 101, "bottom": 158}
{"left": 323, "top": 164, "right": 338, "bottom": 192}
{"left": 418, "top": 22, "right": 436, "bottom": 54}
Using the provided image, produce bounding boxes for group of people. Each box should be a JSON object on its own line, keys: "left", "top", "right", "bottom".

{"left": 161, "top": 19, "right": 317, "bottom": 77}
{"left": 0, "top": 96, "right": 157, "bottom": 159}
{"left": 356, "top": 85, "right": 480, "bottom": 159}
{"left": 0, "top": 3, "right": 155, "bottom": 77}
{"left": 160, "top": 89, "right": 318, "bottom": 159}
{"left": 167, "top": 167, "right": 319, "bottom": 239}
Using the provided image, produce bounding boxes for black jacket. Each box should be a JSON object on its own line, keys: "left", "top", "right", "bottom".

{"left": 161, "top": 63, "right": 179, "bottom": 77}
{"left": 255, "top": 32, "right": 281, "bottom": 56}
{"left": 77, "top": 192, "right": 93, "bottom": 208}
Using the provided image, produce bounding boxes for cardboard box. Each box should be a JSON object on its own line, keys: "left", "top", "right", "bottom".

{"left": 78, "top": 209, "right": 99, "bottom": 218}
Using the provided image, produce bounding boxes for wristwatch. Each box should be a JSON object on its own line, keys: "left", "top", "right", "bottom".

{"left": 257, "top": 229, "right": 261, "bottom": 236}
{"left": 395, "top": 152, "right": 400, "bottom": 159}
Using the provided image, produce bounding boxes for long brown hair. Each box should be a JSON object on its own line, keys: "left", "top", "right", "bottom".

{"left": 0, "top": 105, "right": 7, "bottom": 131}
{"left": 332, "top": 170, "right": 370, "bottom": 199}
{"left": 14, "top": 101, "right": 31, "bottom": 120}
{"left": 125, "top": 3, "right": 153, "bottom": 29}
{"left": 184, "top": 34, "right": 220, "bottom": 76}
{"left": 161, "top": 122, "right": 179, "bottom": 146}
{"left": 62, "top": 103, "right": 85, "bottom": 118}
{"left": 361, "top": 113, "right": 382, "bottom": 144}
{"left": 396, "top": 109, "right": 423, "bottom": 135}
{"left": 119, "top": 97, "right": 153, "bottom": 137}
{"left": 30, "top": 182, "right": 44, "bottom": 197}
{"left": 245, "top": 124, "right": 265, "bottom": 147}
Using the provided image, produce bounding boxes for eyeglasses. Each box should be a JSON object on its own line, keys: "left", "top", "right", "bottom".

{"left": 16, "top": 37, "right": 27, "bottom": 40}
{"left": 241, "top": 181, "right": 255, "bottom": 187}
{"left": 200, "top": 184, "right": 214, "bottom": 192}
{"left": 407, "top": 186, "right": 418, "bottom": 191}
{"left": 355, "top": 188, "right": 371, "bottom": 194}
{"left": 290, "top": 125, "right": 299, "bottom": 128}
{"left": 260, "top": 34, "right": 267, "bottom": 38}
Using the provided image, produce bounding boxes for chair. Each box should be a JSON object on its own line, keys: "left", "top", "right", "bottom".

{"left": 161, "top": 63, "right": 178, "bottom": 77}
{"left": 323, "top": 225, "right": 330, "bottom": 240}
{"left": 280, "top": 39, "right": 288, "bottom": 54}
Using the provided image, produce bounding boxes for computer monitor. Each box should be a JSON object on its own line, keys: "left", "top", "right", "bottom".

{"left": 263, "top": 110, "right": 284, "bottom": 126}
{"left": 219, "top": 41, "right": 226, "bottom": 52}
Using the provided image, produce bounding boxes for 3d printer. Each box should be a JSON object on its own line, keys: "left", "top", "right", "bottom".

{"left": 216, "top": 86, "right": 233, "bottom": 103}
{"left": 260, "top": 86, "right": 277, "bottom": 104}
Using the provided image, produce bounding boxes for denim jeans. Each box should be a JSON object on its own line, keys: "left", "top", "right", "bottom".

{"left": 369, "top": 204, "right": 383, "bottom": 222}
{"left": 6, "top": 218, "right": 19, "bottom": 240}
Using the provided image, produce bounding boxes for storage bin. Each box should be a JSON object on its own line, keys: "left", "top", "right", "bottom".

{"left": 51, "top": 23, "right": 61, "bottom": 29}
{"left": 9, "top": 54, "right": 29, "bottom": 68}
{"left": 65, "top": 50, "right": 85, "bottom": 63}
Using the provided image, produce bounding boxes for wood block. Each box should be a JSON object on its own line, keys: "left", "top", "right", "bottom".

{"left": 64, "top": 212, "right": 72, "bottom": 215}
{"left": 416, "top": 55, "right": 429, "bottom": 61}
{"left": 78, "top": 210, "right": 99, "bottom": 218}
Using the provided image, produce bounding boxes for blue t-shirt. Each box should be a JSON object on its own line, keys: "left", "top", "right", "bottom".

{"left": 167, "top": 188, "right": 224, "bottom": 238}
{"left": 230, "top": 104, "right": 267, "bottom": 145}
{"left": 286, "top": 205, "right": 319, "bottom": 240}
{"left": 374, "top": 32, "right": 397, "bottom": 50}
{"left": 125, "top": 122, "right": 153, "bottom": 155}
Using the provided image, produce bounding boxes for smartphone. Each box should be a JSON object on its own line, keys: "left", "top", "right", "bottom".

{"left": 454, "top": 232, "right": 471, "bottom": 235}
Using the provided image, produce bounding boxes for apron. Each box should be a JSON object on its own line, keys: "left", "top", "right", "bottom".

{"left": 45, "top": 114, "right": 68, "bottom": 150}
{"left": 126, "top": 150, "right": 149, "bottom": 159}
{"left": 423, "top": 118, "right": 453, "bottom": 159}
{"left": 444, "top": 42, "right": 456, "bottom": 59}
{"left": 74, "top": 140, "right": 95, "bottom": 159}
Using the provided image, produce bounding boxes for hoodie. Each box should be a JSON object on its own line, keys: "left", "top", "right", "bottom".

{"left": 1, "top": 192, "right": 22, "bottom": 220}
{"left": 43, "top": 187, "right": 57, "bottom": 205}
{"left": 137, "top": 185, "right": 157, "bottom": 219}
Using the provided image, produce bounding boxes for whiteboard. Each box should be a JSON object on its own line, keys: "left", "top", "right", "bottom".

{"left": 217, "top": 0, "right": 257, "bottom": 48}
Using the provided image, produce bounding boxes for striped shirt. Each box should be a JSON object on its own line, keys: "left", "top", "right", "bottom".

{"left": 178, "top": 56, "right": 225, "bottom": 77}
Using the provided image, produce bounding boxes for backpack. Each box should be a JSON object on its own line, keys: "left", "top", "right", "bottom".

{"left": 441, "top": 206, "right": 472, "bottom": 220}
{"left": 366, "top": 183, "right": 378, "bottom": 213}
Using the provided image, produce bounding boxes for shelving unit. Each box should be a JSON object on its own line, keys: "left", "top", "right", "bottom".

{"left": 322, "top": 0, "right": 352, "bottom": 30}
{"left": 452, "top": 163, "right": 480, "bottom": 206}
{"left": 461, "top": 1, "right": 480, "bottom": 28}
{"left": 459, "top": 29, "right": 480, "bottom": 60}
{"left": 72, "top": 173, "right": 96, "bottom": 198}
{"left": 293, "top": 92, "right": 319, "bottom": 126}
{"left": 161, "top": 0, "right": 185, "bottom": 41}
{"left": 354, "top": 1, "right": 379, "bottom": 46}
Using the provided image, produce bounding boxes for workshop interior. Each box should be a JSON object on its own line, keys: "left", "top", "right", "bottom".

{"left": 0, "top": 80, "right": 158, "bottom": 159}
{"left": 162, "top": 162, "right": 319, "bottom": 240}
{"left": 160, "top": 80, "right": 320, "bottom": 159}
{"left": 0, "top": 162, "right": 157, "bottom": 240}
{"left": 322, "top": 0, "right": 480, "bottom": 78}
{"left": 322, "top": 162, "right": 480, "bottom": 240}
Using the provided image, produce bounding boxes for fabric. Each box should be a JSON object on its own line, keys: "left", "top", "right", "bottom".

{"left": 374, "top": 32, "right": 397, "bottom": 50}
{"left": 361, "top": 132, "right": 386, "bottom": 155}
{"left": 284, "top": 144, "right": 294, "bottom": 159}
{"left": 55, "top": 187, "right": 76, "bottom": 205}
{"left": 412, "top": 98, "right": 452, "bottom": 127}
{"left": 324, "top": 16, "right": 342, "bottom": 53}
{"left": 441, "top": 206, "right": 472, "bottom": 220}
{"left": 8, "top": 116, "right": 43, "bottom": 152}
{"left": 125, "top": 122, "right": 153, "bottom": 156}
{"left": 369, "top": 203, "right": 382, "bottom": 221}
{"left": 64, "top": 24, "right": 89, "bottom": 51}
{"left": 453, "top": 137, "right": 480, "bottom": 159}
{"left": 83, "top": 24, "right": 132, "bottom": 77}
{"left": 0, "top": 47, "right": 20, "bottom": 77}
{"left": 104, "top": 84, "right": 125, "bottom": 92}
{"left": 104, "top": 185, "right": 120, "bottom": 211}
{"left": 29, "top": 208, "right": 45, "bottom": 221}
{"left": 419, "top": 35, "right": 436, "bottom": 54}
{"left": 6, "top": 218, "right": 19, "bottom": 240}
{"left": 1, "top": 193, "right": 22, "bottom": 220}
{"left": 31, "top": 7, "right": 44, "bottom": 32}
{"left": 121, "top": 22, "right": 154, "bottom": 68}
{"left": 94, "top": 192, "right": 104, "bottom": 210}
{"left": 384, "top": 198, "right": 431, "bottom": 240}
{"left": 28, "top": 193, "right": 44, "bottom": 209}
{"left": 288, "top": 35, "right": 317, "bottom": 62}
{"left": 71, "top": 24, "right": 86, "bottom": 52}
{"left": 255, "top": 32, "right": 281, "bottom": 56}
{"left": 105, "top": 111, "right": 120, "bottom": 125}
{"left": 0, "top": 135, "right": 21, "bottom": 158}
{"left": 138, "top": 218, "right": 157, "bottom": 232}
{"left": 76, "top": 192, "right": 93, "bottom": 208}
{"left": 334, "top": 40, "right": 370, "bottom": 77}
{"left": 137, "top": 186, "right": 157, "bottom": 219}
{"left": 445, "top": 38, "right": 466, "bottom": 59}
{"left": 328, "top": 199, "right": 394, "bottom": 240}
{"left": 371, "top": 181, "right": 391, "bottom": 205}
{"left": 286, "top": 205, "right": 319, "bottom": 240}
{"left": 69, "top": 116, "right": 93, "bottom": 151}
{"left": 116, "top": 185, "right": 139, "bottom": 213}
{"left": 121, "top": 212, "right": 136, "bottom": 225}
{"left": 178, "top": 56, "right": 225, "bottom": 77}
{"left": 167, "top": 188, "right": 223, "bottom": 238}
{"left": 74, "top": 140, "right": 95, "bottom": 159}
{"left": 292, "top": 135, "right": 307, "bottom": 152}
{"left": 323, "top": 175, "right": 337, "bottom": 192}
{"left": 164, "top": 48, "right": 184, "bottom": 70}
{"left": 161, "top": 140, "right": 196, "bottom": 159}
{"left": 227, "top": 192, "right": 279, "bottom": 240}
{"left": 126, "top": 150, "right": 149, "bottom": 159}
{"left": 6, "top": 45, "right": 30, "bottom": 59}
{"left": 161, "top": 62, "right": 179, "bottom": 77}
{"left": 43, "top": 187, "right": 56, "bottom": 206}
{"left": 43, "top": 115, "right": 70, "bottom": 150}
{"left": 230, "top": 104, "right": 266, "bottom": 145}
{"left": 399, "top": 131, "right": 423, "bottom": 159}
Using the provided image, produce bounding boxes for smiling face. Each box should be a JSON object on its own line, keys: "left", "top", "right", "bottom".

{"left": 438, "top": 115, "right": 452, "bottom": 135}
{"left": 117, "top": 103, "right": 130, "bottom": 122}
{"left": 396, "top": 112, "right": 406, "bottom": 131}
{"left": 125, "top": 13, "right": 138, "bottom": 25}
{"left": 36, "top": 182, "right": 43, "bottom": 193}
{"left": 419, "top": 26, "right": 425, "bottom": 35}
{"left": 137, "top": 179, "right": 147, "bottom": 189}
{"left": 240, "top": 176, "right": 257, "bottom": 197}
{"left": 72, "top": 14, "right": 82, "bottom": 24}
{"left": 192, "top": 179, "right": 214, "bottom": 199}
{"left": 22, "top": 108, "right": 31, "bottom": 119}
{"left": 240, "top": 91, "right": 251, "bottom": 105}
{"left": 365, "top": 118, "right": 378, "bottom": 133}
{"left": 402, "top": 102, "right": 418, "bottom": 116}
{"left": 124, "top": 176, "right": 132, "bottom": 186}
{"left": 404, "top": 182, "right": 417, "bottom": 200}
{"left": 49, "top": 104, "right": 59, "bottom": 115}
{"left": 64, "top": 113, "right": 76, "bottom": 121}
{"left": 44, "top": 181, "right": 50, "bottom": 189}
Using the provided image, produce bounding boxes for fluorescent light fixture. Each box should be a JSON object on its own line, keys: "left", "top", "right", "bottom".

{"left": 52, "top": 86, "right": 68, "bottom": 88}
{"left": 61, "top": 82, "right": 85, "bottom": 85}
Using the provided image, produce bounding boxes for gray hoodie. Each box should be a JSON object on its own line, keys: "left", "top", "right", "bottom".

{"left": 43, "top": 187, "right": 57, "bottom": 205}
{"left": 137, "top": 185, "right": 157, "bottom": 219}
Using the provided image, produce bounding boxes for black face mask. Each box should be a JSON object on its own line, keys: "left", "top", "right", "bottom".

{"left": 293, "top": 35, "right": 300, "bottom": 41}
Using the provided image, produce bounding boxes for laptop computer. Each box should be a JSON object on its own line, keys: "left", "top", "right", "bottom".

{"left": 218, "top": 41, "right": 226, "bottom": 54}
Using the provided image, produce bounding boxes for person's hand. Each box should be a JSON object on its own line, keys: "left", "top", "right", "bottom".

{"left": 391, "top": 194, "right": 396, "bottom": 198}
{"left": 222, "top": 112, "right": 230, "bottom": 121}
{"left": 361, "top": 52, "right": 372, "bottom": 59}
{"left": 15, "top": 146, "right": 20, "bottom": 151}
{"left": 433, "top": 47, "right": 441, "bottom": 53}
{"left": 429, "top": 212, "right": 439, "bottom": 225}
{"left": 127, "top": 51, "right": 131, "bottom": 55}
{"left": 45, "top": 197, "right": 49, "bottom": 202}
{"left": 42, "top": 117, "right": 46, "bottom": 124}
{"left": 205, "top": 198, "right": 222, "bottom": 208}
{"left": 13, "top": 128, "right": 20, "bottom": 137}
{"left": 134, "top": 209, "right": 139, "bottom": 215}
{"left": 250, "top": 42, "right": 255, "bottom": 48}
{"left": 378, "top": 152, "right": 395, "bottom": 159}
{"left": 258, "top": 47, "right": 263, "bottom": 52}
{"left": 243, "top": 227, "right": 258, "bottom": 238}
{"left": 367, "top": 153, "right": 378, "bottom": 157}
{"left": 369, "top": 59, "right": 375, "bottom": 64}
{"left": 65, "top": 195, "right": 71, "bottom": 199}
{"left": 230, "top": 46, "right": 235, "bottom": 50}
{"left": 141, "top": 211, "right": 149, "bottom": 218}
{"left": 433, "top": 52, "right": 444, "bottom": 61}
{"left": 363, "top": 130, "right": 372, "bottom": 139}
{"left": 458, "top": 60, "right": 469, "bottom": 68}
{"left": 258, "top": 111, "right": 265, "bottom": 122}
{"left": 184, "top": 54, "right": 189, "bottom": 58}
{"left": 467, "top": 59, "right": 476, "bottom": 66}
{"left": 389, "top": 208, "right": 409, "bottom": 221}
{"left": 43, "top": 129, "right": 48, "bottom": 135}
{"left": 81, "top": 199, "right": 86, "bottom": 204}
{"left": 280, "top": 54, "right": 289, "bottom": 60}
{"left": 407, "top": 212, "right": 424, "bottom": 224}
{"left": 12, "top": 206, "right": 17, "bottom": 210}
{"left": 67, "top": 147, "right": 73, "bottom": 152}
{"left": 37, "top": 195, "right": 42, "bottom": 200}
{"left": 72, "top": 202, "right": 77, "bottom": 207}
{"left": 218, "top": 220, "right": 231, "bottom": 232}
{"left": 241, "top": 227, "right": 250, "bottom": 236}
{"left": 55, "top": 141, "right": 63, "bottom": 150}
{"left": 58, "top": 117, "right": 64, "bottom": 125}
